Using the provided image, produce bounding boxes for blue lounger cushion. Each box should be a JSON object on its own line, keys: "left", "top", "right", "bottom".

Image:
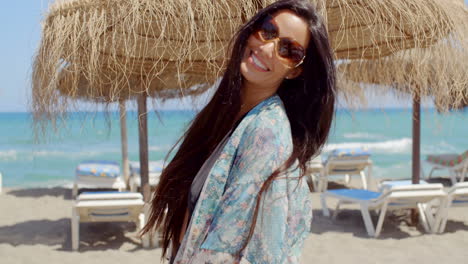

{"left": 324, "top": 148, "right": 371, "bottom": 173}
{"left": 328, "top": 189, "right": 381, "bottom": 201}
{"left": 76, "top": 161, "right": 120, "bottom": 178}
{"left": 327, "top": 188, "right": 418, "bottom": 206}
{"left": 329, "top": 147, "right": 371, "bottom": 158}
{"left": 129, "top": 161, "right": 163, "bottom": 175}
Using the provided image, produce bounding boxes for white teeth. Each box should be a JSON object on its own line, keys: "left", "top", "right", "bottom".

{"left": 252, "top": 53, "right": 268, "bottom": 71}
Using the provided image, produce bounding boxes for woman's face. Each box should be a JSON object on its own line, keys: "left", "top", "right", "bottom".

{"left": 240, "top": 10, "right": 310, "bottom": 88}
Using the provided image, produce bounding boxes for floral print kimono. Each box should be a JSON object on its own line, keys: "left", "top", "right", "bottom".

{"left": 174, "top": 94, "right": 312, "bottom": 264}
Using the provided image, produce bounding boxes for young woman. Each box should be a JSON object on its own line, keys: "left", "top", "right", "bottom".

{"left": 142, "top": 0, "right": 336, "bottom": 263}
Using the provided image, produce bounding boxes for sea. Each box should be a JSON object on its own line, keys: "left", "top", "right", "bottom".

{"left": 0, "top": 108, "right": 467, "bottom": 188}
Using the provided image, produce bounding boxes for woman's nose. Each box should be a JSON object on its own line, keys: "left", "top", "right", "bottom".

{"left": 258, "top": 41, "right": 275, "bottom": 59}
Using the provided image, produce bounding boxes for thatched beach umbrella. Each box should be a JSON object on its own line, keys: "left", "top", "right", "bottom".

{"left": 32, "top": 0, "right": 468, "bottom": 201}
{"left": 33, "top": 0, "right": 464, "bottom": 106}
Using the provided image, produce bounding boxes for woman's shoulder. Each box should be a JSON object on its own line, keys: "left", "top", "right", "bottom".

{"left": 246, "top": 95, "right": 290, "bottom": 133}
{"left": 239, "top": 95, "right": 293, "bottom": 156}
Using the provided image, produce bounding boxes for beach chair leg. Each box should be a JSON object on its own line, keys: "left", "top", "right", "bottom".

{"left": 322, "top": 176, "right": 329, "bottom": 192}
{"left": 449, "top": 171, "right": 457, "bottom": 185}
{"left": 129, "top": 177, "right": 136, "bottom": 193}
{"left": 344, "top": 174, "right": 350, "bottom": 184}
{"left": 460, "top": 164, "right": 468, "bottom": 183}
{"left": 420, "top": 166, "right": 426, "bottom": 180}
{"left": 317, "top": 175, "right": 326, "bottom": 192}
{"left": 420, "top": 202, "right": 438, "bottom": 233}
{"left": 305, "top": 174, "right": 315, "bottom": 192}
{"left": 375, "top": 202, "right": 388, "bottom": 237}
{"left": 332, "top": 201, "right": 342, "bottom": 220}
{"left": 417, "top": 203, "right": 431, "bottom": 233}
{"left": 311, "top": 174, "right": 320, "bottom": 192}
{"left": 359, "top": 205, "right": 376, "bottom": 237}
{"left": 430, "top": 202, "right": 443, "bottom": 233}
{"left": 321, "top": 193, "right": 330, "bottom": 217}
{"left": 321, "top": 168, "right": 326, "bottom": 192}
{"left": 428, "top": 167, "right": 436, "bottom": 179}
{"left": 314, "top": 176, "right": 320, "bottom": 193}
{"left": 360, "top": 171, "right": 368, "bottom": 190}
{"left": 139, "top": 212, "right": 150, "bottom": 248}
{"left": 71, "top": 207, "right": 79, "bottom": 251}
{"left": 437, "top": 199, "right": 452, "bottom": 233}
{"left": 72, "top": 183, "right": 78, "bottom": 199}
{"left": 438, "top": 211, "right": 449, "bottom": 233}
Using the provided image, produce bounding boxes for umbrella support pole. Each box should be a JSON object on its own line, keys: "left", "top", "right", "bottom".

{"left": 411, "top": 92, "right": 421, "bottom": 226}
{"left": 119, "top": 100, "right": 130, "bottom": 188}
{"left": 412, "top": 94, "right": 421, "bottom": 184}
{"left": 138, "top": 94, "right": 151, "bottom": 202}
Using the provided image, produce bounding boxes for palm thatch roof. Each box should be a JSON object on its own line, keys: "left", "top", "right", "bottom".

{"left": 32, "top": 0, "right": 468, "bottom": 123}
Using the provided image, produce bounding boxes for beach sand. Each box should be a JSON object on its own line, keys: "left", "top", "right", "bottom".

{"left": 1, "top": 180, "right": 468, "bottom": 264}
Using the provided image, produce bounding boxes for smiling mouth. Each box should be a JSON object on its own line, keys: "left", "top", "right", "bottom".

{"left": 250, "top": 51, "right": 270, "bottom": 71}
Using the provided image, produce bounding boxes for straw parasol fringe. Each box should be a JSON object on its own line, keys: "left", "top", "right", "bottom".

{"left": 338, "top": 43, "right": 468, "bottom": 111}
{"left": 32, "top": 0, "right": 468, "bottom": 132}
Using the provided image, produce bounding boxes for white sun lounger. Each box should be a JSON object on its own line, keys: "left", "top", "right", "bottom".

{"left": 128, "top": 161, "right": 163, "bottom": 192}
{"left": 321, "top": 148, "right": 373, "bottom": 191}
{"left": 321, "top": 184, "right": 445, "bottom": 237}
{"left": 305, "top": 155, "right": 324, "bottom": 192}
{"left": 426, "top": 182, "right": 468, "bottom": 233}
{"left": 71, "top": 191, "right": 149, "bottom": 250}
{"left": 73, "top": 161, "right": 126, "bottom": 198}
{"left": 425, "top": 151, "right": 468, "bottom": 185}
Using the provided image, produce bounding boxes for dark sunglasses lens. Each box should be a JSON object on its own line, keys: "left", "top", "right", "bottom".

{"left": 260, "top": 18, "right": 278, "bottom": 40}
{"left": 278, "top": 38, "right": 305, "bottom": 64}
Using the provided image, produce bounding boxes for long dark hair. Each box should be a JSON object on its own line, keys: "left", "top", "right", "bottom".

{"left": 141, "top": 0, "right": 336, "bottom": 257}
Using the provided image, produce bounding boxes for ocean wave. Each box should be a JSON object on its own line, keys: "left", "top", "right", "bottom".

{"left": 324, "top": 138, "right": 412, "bottom": 154}
{"left": 421, "top": 141, "right": 459, "bottom": 155}
{"left": 0, "top": 150, "right": 17, "bottom": 161}
{"left": 148, "top": 145, "right": 171, "bottom": 152}
{"left": 0, "top": 149, "right": 114, "bottom": 162}
{"left": 32, "top": 150, "right": 102, "bottom": 157}
{"left": 343, "top": 132, "right": 385, "bottom": 140}
{"left": 1, "top": 146, "right": 171, "bottom": 162}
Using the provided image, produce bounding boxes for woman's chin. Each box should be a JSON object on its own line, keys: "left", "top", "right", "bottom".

{"left": 241, "top": 62, "right": 264, "bottom": 84}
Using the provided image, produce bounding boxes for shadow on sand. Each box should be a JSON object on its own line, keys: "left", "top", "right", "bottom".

{"left": 0, "top": 218, "right": 150, "bottom": 251}
{"left": 312, "top": 206, "right": 468, "bottom": 239}
{"left": 6, "top": 187, "right": 123, "bottom": 201}
{"left": 311, "top": 208, "right": 430, "bottom": 239}
{"left": 7, "top": 187, "right": 74, "bottom": 200}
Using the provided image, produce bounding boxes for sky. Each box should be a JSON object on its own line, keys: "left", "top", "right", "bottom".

{"left": 1, "top": 1, "right": 466, "bottom": 112}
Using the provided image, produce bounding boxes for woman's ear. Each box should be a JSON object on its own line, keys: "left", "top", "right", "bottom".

{"left": 285, "top": 67, "right": 303, "bottom": 79}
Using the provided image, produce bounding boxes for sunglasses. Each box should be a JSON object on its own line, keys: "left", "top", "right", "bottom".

{"left": 253, "top": 15, "right": 306, "bottom": 68}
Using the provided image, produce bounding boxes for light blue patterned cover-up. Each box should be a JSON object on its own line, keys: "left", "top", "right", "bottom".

{"left": 75, "top": 161, "right": 120, "bottom": 178}
{"left": 174, "top": 94, "right": 312, "bottom": 264}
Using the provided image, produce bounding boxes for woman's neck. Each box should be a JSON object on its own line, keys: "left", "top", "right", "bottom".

{"left": 237, "top": 80, "right": 278, "bottom": 120}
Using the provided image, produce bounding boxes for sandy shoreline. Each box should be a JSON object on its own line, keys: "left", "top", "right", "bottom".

{"left": 1, "top": 181, "right": 468, "bottom": 263}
